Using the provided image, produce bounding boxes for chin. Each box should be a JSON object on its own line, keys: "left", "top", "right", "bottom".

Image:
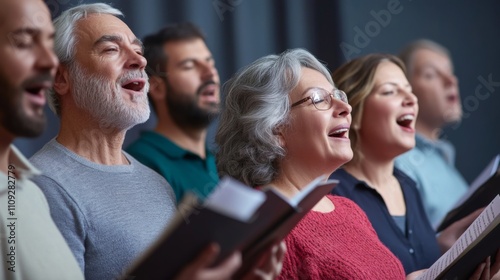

{"left": 393, "top": 143, "right": 414, "bottom": 157}
{"left": 333, "top": 152, "right": 354, "bottom": 167}
{"left": 443, "top": 109, "right": 462, "bottom": 123}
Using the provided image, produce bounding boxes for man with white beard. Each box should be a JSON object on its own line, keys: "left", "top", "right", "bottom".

{"left": 29, "top": 3, "right": 244, "bottom": 280}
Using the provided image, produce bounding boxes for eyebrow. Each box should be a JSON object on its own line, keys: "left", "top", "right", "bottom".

{"left": 420, "top": 63, "right": 454, "bottom": 74}
{"left": 300, "top": 86, "right": 334, "bottom": 97}
{"left": 93, "top": 35, "right": 144, "bottom": 51}
{"left": 8, "top": 27, "right": 55, "bottom": 43}
{"left": 374, "top": 82, "right": 412, "bottom": 91}
{"left": 176, "top": 55, "right": 214, "bottom": 67}
{"left": 11, "top": 28, "right": 39, "bottom": 36}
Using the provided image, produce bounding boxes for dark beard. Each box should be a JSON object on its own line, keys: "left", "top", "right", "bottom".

{"left": 0, "top": 76, "right": 47, "bottom": 138}
{"left": 165, "top": 80, "right": 219, "bottom": 129}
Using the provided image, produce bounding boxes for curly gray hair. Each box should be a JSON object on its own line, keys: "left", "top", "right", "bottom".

{"left": 216, "top": 48, "right": 333, "bottom": 187}
{"left": 47, "top": 3, "right": 123, "bottom": 116}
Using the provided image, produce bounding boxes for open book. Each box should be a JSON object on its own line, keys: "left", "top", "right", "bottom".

{"left": 417, "top": 195, "right": 500, "bottom": 280}
{"left": 124, "top": 176, "right": 338, "bottom": 280}
{"left": 437, "top": 154, "right": 500, "bottom": 232}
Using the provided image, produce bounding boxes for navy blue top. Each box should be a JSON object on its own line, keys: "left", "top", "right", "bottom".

{"left": 330, "top": 168, "right": 441, "bottom": 274}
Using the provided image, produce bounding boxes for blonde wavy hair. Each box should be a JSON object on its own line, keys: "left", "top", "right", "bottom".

{"left": 332, "top": 53, "right": 406, "bottom": 165}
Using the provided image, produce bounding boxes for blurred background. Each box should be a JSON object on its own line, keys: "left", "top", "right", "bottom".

{"left": 16, "top": 0, "right": 500, "bottom": 183}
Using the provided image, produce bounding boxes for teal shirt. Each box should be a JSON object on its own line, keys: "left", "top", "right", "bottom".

{"left": 395, "top": 134, "right": 469, "bottom": 228}
{"left": 126, "top": 131, "right": 219, "bottom": 203}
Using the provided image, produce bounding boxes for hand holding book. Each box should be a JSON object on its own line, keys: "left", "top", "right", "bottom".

{"left": 437, "top": 154, "right": 500, "bottom": 232}
{"left": 417, "top": 195, "right": 500, "bottom": 280}
{"left": 124, "top": 176, "right": 336, "bottom": 280}
{"left": 173, "top": 244, "right": 242, "bottom": 280}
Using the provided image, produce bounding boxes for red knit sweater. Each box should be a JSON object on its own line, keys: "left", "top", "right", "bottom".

{"left": 279, "top": 195, "right": 406, "bottom": 280}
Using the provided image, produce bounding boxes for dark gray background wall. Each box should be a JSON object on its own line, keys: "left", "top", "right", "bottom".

{"left": 15, "top": 0, "right": 500, "bottom": 183}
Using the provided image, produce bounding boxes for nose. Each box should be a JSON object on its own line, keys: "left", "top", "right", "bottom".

{"left": 200, "top": 61, "right": 217, "bottom": 81}
{"left": 332, "top": 98, "right": 352, "bottom": 118}
{"left": 36, "top": 42, "right": 59, "bottom": 73}
{"left": 402, "top": 89, "right": 418, "bottom": 107}
{"left": 126, "top": 48, "right": 147, "bottom": 70}
{"left": 443, "top": 72, "right": 458, "bottom": 88}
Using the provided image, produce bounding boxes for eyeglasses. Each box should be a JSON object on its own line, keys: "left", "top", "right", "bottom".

{"left": 291, "top": 87, "right": 348, "bottom": 111}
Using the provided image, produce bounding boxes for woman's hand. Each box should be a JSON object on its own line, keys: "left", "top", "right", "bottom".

{"left": 242, "top": 241, "right": 287, "bottom": 280}
{"left": 437, "top": 208, "right": 484, "bottom": 253}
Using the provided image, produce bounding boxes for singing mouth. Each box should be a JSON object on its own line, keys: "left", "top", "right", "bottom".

{"left": 396, "top": 114, "right": 414, "bottom": 129}
{"left": 328, "top": 126, "right": 350, "bottom": 138}
{"left": 122, "top": 79, "right": 146, "bottom": 92}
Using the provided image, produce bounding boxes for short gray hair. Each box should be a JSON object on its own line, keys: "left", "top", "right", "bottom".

{"left": 399, "top": 39, "right": 451, "bottom": 77}
{"left": 216, "top": 48, "right": 333, "bottom": 187}
{"left": 47, "top": 3, "right": 123, "bottom": 116}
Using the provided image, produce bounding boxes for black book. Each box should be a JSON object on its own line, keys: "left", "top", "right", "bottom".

{"left": 124, "top": 176, "right": 338, "bottom": 280}
{"left": 417, "top": 195, "right": 500, "bottom": 280}
{"left": 437, "top": 154, "right": 500, "bottom": 232}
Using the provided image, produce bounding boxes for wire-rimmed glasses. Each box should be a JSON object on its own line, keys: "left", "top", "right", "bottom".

{"left": 291, "top": 87, "right": 348, "bottom": 111}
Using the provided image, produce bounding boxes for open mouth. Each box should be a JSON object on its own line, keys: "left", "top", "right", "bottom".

{"left": 201, "top": 87, "right": 215, "bottom": 97}
{"left": 25, "top": 86, "right": 44, "bottom": 96}
{"left": 396, "top": 114, "right": 414, "bottom": 129}
{"left": 122, "top": 80, "right": 145, "bottom": 92}
{"left": 23, "top": 83, "right": 49, "bottom": 107}
{"left": 328, "top": 127, "right": 349, "bottom": 138}
{"left": 446, "top": 94, "right": 458, "bottom": 103}
{"left": 199, "top": 83, "right": 218, "bottom": 97}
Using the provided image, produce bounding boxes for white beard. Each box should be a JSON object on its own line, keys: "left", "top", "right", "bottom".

{"left": 70, "top": 63, "right": 150, "bottom": 131}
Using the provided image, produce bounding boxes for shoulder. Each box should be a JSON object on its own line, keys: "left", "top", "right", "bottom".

{"left": 329, "top": 195, "right": 361, "bottom": 209}
{"left": 329, "top": 169, "right": 360, "bottom": 196}
{"left": 327, "top": 195, "right": 368, "bottom": 219}
{"left": 30, "top": 139, "right": 61, "bottom": 164}
{"left": 126, "top": 133, "right": 183, "bottom": 166}
{"left": 126, "top": 132, "right": 154, "bottom": 153}
{"left": 127, "top": 154, "right": 177, "bottom": 204}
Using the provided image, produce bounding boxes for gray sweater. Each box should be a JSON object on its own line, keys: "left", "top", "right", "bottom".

{"left": 30, "top": 139, "right": 176, "bottom": 280}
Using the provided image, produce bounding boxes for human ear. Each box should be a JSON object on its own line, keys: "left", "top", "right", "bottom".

{"left": 148, "top": 76, "right": 166, "bottom": 102}
{"left": 273, "top": 125, "right": 286, "bottom": 148}
{"left": 53, "top": 64, "right": 70, "bottom": 96}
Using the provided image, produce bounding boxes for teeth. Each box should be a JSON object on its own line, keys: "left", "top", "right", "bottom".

{"left": 330, "top": 128, "right": 348, "bottom": 135}
{"left": 397, "top": 114, "right": 414, "bottom": 122}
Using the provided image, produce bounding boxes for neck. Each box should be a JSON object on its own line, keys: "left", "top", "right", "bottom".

{"left": 0, "top": 129, "right": 14, "bottom": 174}
{"left": 155, "top": 112, "right": 208, "bottom": 158}
{"left": 345, "top": 152, "right": 395, "bottom": 190}
{"left": 272, "top": 156, "right": 330, "bottom": 197}
{"left": 272, "top": 160, "right": 334, "bottom": 213}
{"left": 346, "top": 147, "right": 407, "bottom": 216}
{"left": 416, "top": 120, "right": 441, "bottom": 141}
{"left": 57, "top": 113, "right": 128, "bottom": 165}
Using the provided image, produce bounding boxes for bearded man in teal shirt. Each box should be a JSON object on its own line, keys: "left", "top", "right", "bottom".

{"left": 127, "top": 22, "right": 220, "bottom": 202}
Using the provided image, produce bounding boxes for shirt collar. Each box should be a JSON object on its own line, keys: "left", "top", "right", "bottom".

{"left": 415, "top": 133, "right": 456, "bottom": 165}
{"left": 0, "top": 145, "right": 41, "bottom": 190}
{"left": 140, "top": 131, "right": 211, "bottom": 160}
{"left": 333, "top": 167, "right": 416, "bottom": 192}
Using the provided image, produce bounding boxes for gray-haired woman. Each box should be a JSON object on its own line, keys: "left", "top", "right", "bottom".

{"left": 216, "top": 48, "right": 412, "bottom": 279}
